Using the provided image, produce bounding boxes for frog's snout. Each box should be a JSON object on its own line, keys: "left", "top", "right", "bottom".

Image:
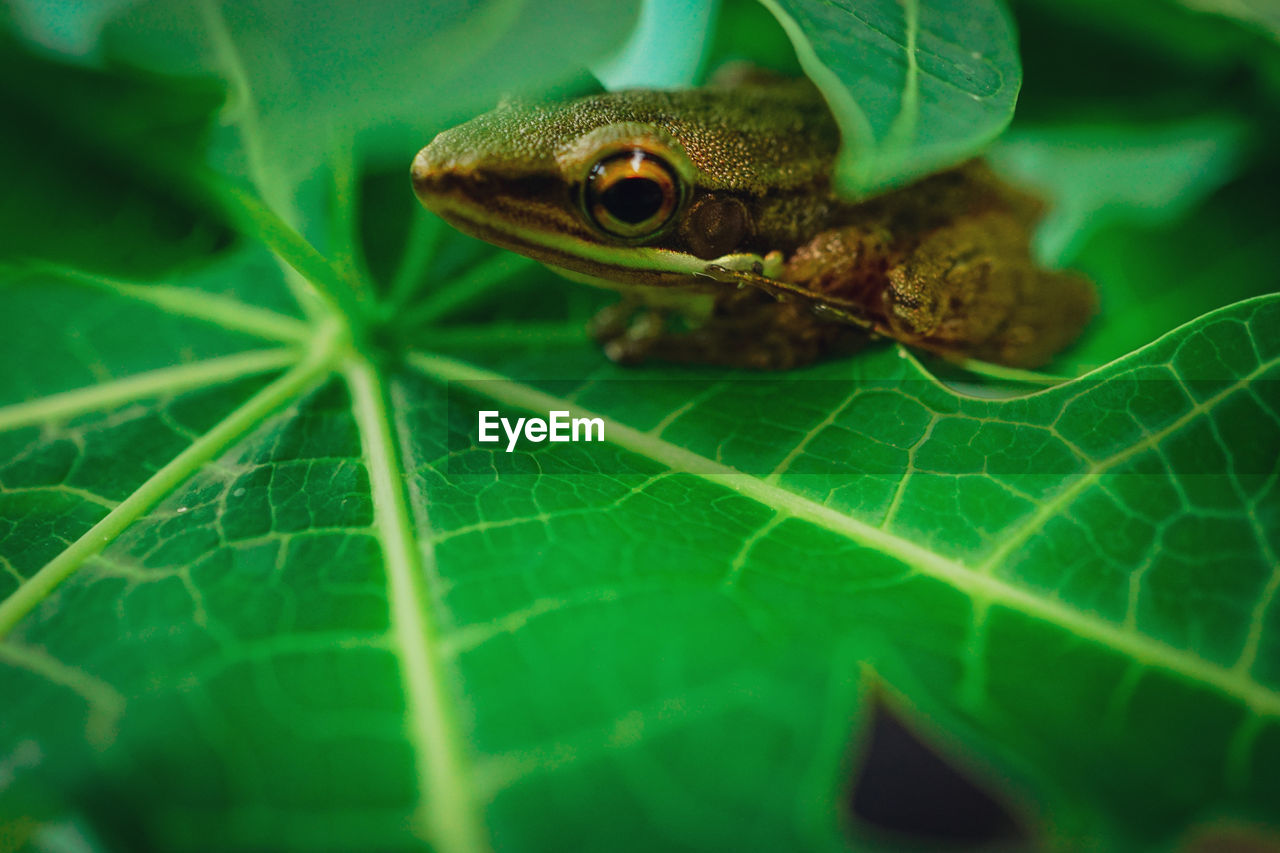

{"left": 410, "top": 143, "right": 450, "bottom": 210}
{"left": 411, "top": 139, "right": 500, "bottom": 214}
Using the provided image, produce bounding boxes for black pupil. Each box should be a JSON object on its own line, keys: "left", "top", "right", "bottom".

{"left": 601, "top": 177, "right": 665, "bottom": 224}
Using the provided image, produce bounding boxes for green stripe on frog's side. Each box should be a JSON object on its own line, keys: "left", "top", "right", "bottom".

{"left": 411, "top": 74, "right": 1096, "bottom": 370}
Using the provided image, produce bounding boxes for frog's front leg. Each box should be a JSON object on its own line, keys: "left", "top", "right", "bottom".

{"left": 595, "top": 288, "right": 866, "bottom": 370}
{"left": 588, "top": 299, "right": 671, "bottom": 365}
{"left": 586, "top": 302, "right": 670, "bottom": 361}
{"left": 587, "top": 296, "right": 644, "bottom": 345}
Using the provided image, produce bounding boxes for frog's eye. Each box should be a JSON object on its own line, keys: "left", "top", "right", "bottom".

{"left": 584, "top": 150, "right": 682, "bottom": 239}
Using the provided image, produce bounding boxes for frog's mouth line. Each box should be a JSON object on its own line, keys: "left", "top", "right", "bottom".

{"left": 408, "top": 158, "right": 779, "bottom": 293}
{"left": 418, "top": 191, "right": 720, "bottom": 291}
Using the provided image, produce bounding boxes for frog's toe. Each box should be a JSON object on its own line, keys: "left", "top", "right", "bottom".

{"left": 602, "top": 336, "right": 653, "bottom": 366}
{"left": 587, "top": 300, "right": 638, "bottom": 342}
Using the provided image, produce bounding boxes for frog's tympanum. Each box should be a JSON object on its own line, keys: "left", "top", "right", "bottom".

{"left": 412, "top": 75, "right": 1096, "bottom": 369}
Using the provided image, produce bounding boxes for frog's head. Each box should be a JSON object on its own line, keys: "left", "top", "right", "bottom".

{"left": 411, "top": 85, "right": 837, "bottom": 289}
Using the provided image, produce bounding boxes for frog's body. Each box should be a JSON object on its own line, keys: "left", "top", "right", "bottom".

{"left": 412, "top": 75, "right": 1095, "bottom": 369}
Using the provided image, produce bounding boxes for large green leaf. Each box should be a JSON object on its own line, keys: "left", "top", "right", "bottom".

{"left": 3, "top": 2, "right": 1280, "bottom": 852}
{"left": 4, "top": 247, "right": 1279, "bottom": 851}
{"left": 758, "top": 0, "right": 1022, "bottom": 196}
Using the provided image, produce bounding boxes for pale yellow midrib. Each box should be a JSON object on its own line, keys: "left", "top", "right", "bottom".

{"left": 33, "top": 264, "right": 311, "bottom": 344}
{"left": 198, "top": 0, "right": 288, "bottom": 225}
{"left": 883, "top": 0, "right": 921, "bottom": 152}
{"left": 148, "top": 7, "right": 482, "bottom": 843}
{"left": 343, "top": 358, "right": 489, "bottom": 853}
{"left": 0, "top": 349, "right": 299, "bottom": 432}
{"left": 407, "top": 350, "right": 1280, "bottom": 718}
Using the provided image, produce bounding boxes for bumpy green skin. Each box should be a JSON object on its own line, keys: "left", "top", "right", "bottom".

{"left": 413, "top": 78, "right": 843, "bottom": 263}
{"left": 412, "top": 77, "right": 1096, "bottom": 369}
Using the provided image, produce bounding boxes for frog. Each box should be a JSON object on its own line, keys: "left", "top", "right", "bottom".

{"left": 411, "top": 72, "right": 1096, "bottom": 370}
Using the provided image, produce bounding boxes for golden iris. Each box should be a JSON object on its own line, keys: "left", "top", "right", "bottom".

{"left": 583, "top": 150, "right": 682, "bottom": 239}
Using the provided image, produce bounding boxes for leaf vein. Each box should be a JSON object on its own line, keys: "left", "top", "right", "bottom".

{"left": 0, "top": 349, "right": 300, "bottom": 432}
{"left": 0, "top": 328, "right": 340, "bottom": 638}
{"left": 409, "top": 350, "right": 1280, "bottom": 717}
{"left": 343, "top": 358, "right": 488, "bottom": 853}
